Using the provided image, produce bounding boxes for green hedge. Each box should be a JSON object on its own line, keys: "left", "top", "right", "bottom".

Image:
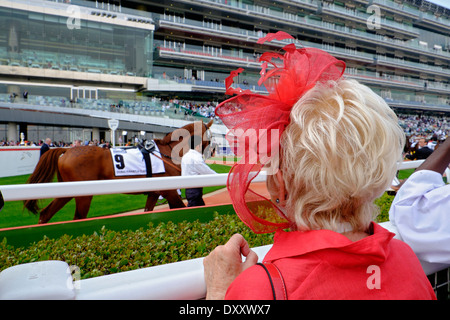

{"left": 0, "top": 213, "right": 274, "bottom": 279}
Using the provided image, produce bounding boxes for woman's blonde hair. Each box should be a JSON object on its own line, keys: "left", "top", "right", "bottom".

{"left": 281, "top": 79, "right": 405, "bottom": 232}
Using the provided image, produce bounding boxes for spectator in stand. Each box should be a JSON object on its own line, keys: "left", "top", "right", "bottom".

{"left": 427, "top": 134, "right": 438, "bottom": 150}
{"left": 203, "top": 32, "right": 435, "bottom": 300}
{"left": 39, "top": 138, "right": 52, "bottom": 158}
{"left": 406, "top": 138, "right": 433, "bottom": 160}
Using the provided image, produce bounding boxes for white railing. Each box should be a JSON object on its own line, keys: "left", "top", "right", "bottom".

{"left": 0, "top": 172, "right": 264, "bottom": 202}
{"left": 2, "top": 160, "right": 440, "bottom": 202}
{"left": 0, "top": 161, "right": 448, "bottom": 300}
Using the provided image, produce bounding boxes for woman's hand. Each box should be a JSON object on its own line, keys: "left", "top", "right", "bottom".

{"left": 203, "top": 233, "right": 258, "bottom": 300}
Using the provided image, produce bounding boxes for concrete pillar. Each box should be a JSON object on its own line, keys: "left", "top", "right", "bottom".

{"left": 7, "top": 122, "right": 17, "bottom": 143}
{"left": 92, "top": 127, "right": 100, "bottom": 142}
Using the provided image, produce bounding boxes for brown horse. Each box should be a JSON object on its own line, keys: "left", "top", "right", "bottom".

{"left": 24, "top": 120, "right": 213, "bottom": 223}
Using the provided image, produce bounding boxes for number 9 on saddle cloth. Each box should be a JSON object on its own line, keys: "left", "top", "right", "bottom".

{"left": 110, "top": 140, "right": 165, "bottom": 177}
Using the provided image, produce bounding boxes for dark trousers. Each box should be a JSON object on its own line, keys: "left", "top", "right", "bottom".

{"left": 185, "top": 187, "right": 205, "bottom": 207}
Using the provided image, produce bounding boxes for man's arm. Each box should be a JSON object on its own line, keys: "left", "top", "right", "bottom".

{"left": 196, "top": 160, "right": 217, "bottom": 175}
{"left": 192, "top": 152, "right": 217, "bottom": 175}
{"left": 415, "top": 139, "right": 450, "bottom": 175}
{"left": 389, "top": 139, "right": 450, "bottom": 265}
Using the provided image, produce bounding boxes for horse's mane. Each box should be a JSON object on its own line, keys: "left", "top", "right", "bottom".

{"left": 159, "top": 123, "right": 195, "bottom": 145}
{"left": 158, "top": 120, "right": 213, "bottom": 146}
{"left": 154, "top": 138, "right": 166, "bottom": 146}
{"left": 159, "top": 129, "right": 182, "bottom": 145}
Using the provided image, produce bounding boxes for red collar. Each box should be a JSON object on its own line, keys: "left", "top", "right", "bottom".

{"left": 264, "top": 222, "right": 395, "bottom": 266}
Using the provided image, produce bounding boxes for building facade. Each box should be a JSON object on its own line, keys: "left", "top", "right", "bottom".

{"left": 148, "top": 0, "right": 450, "bottom": 106}
{"left": 0, "top": 0, "right": 158, "bottom": 144}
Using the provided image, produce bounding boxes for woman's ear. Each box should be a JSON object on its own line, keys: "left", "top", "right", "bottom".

{"left": 266, "top": 169, "right": 287, "bottom": 207}
{"left": 275, "top": 169, "right": 287, "bottom": 207}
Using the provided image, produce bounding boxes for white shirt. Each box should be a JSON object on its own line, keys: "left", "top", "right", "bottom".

{"left": 181, "top": 149, "right": 216, "bottom": 177}
{"left": 389, "top": 170, "right": 450, "bottom": 265}
{"left": 426, "top": 141, "right": 435, "bottom": 150}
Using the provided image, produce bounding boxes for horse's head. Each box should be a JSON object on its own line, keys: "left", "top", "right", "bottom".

{"left": 160, "top": 120, "right": 213, "bottom": 163}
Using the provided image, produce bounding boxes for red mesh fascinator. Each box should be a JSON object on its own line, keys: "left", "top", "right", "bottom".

{"left": 216, "top": 32, "right": 346, "bottom": 233}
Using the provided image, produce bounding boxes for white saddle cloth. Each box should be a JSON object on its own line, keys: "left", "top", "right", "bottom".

{"left": 110, "top": 144, "right": 165, "bottom": 176}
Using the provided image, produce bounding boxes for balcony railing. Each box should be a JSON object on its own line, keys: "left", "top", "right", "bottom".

{"left": 156, "top": 45, "right": 450, "bottom": 96}
{"left": 158, "top": 15, "right": 450, "bottom": 78}
{"left": 179, "top": 0, "right": 450, "bottom": 60}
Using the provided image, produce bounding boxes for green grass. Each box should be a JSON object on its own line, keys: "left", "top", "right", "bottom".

{"left": 208, "top": 155, "right": 241, "bottom": 164}
{"left": 398, "top": 168, "right": 415, "bottom": 180}
{"left": 0, "top": 163, "right": 232, "bottom": 228}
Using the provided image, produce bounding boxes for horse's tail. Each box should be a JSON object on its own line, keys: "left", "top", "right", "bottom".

{"left": 23, "top": 148, "right": 68, "bottom": 214}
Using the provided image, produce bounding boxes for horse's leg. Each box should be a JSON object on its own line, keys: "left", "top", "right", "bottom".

{"left": 39, "top": 197, "right": 72, "bottom": 224}
{"left": 144, "top": 192, "right": 160, "bottom": 212}
{"left": 73, "top": 196, "right": 93, "bottom": 220}
{"left": 162, "top": 190, "right": 186, "bottom": 209}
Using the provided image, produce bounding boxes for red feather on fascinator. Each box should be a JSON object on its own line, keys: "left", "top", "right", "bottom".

{"left": 215, "top": 32, "right": 346, "bottom": 233}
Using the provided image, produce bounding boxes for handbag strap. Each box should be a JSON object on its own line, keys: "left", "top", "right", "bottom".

{"left": 257, "top": 262, "right": 287, "bottom": 300}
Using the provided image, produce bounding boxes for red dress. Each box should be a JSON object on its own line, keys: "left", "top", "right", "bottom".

{"left": 225, "top": 223, "right": 436, "bottom": 300}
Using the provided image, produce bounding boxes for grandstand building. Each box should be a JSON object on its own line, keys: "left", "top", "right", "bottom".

{"left": 145, "top": 0, "right": 450, "bottom": 108}
{"left": 0, "top": 0, "right": 449, "bottom": 146}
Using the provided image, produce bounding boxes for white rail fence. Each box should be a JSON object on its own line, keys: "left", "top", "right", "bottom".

{"left": 4, "top": 160, "right": 447, "bottom": 202}
{"left": 0, "top": 172, "right": 250, "bottom": 202}
{"left": 0, "top": 161, "right": 448, "bottom": 299}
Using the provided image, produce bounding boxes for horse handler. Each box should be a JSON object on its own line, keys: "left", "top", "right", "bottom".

{"left": 181, "top": 135, "right": 217, "bottom": 207}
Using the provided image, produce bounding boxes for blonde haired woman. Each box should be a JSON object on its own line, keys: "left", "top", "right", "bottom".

{"left": 203, "top": 32, "right": 436, "bottom": 300}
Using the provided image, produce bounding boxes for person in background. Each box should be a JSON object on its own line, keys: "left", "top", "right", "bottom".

{"left": 406, "top": 138, "right": 433, "bottom": 160}
{"left": 181, "top": 135, "right": 216, "bottom": 207}
{"left": 389, "top": 137, "right": 450, "bottom": 266}
{"left": 39, "top": 138, "right": 52, "bottom": 158}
